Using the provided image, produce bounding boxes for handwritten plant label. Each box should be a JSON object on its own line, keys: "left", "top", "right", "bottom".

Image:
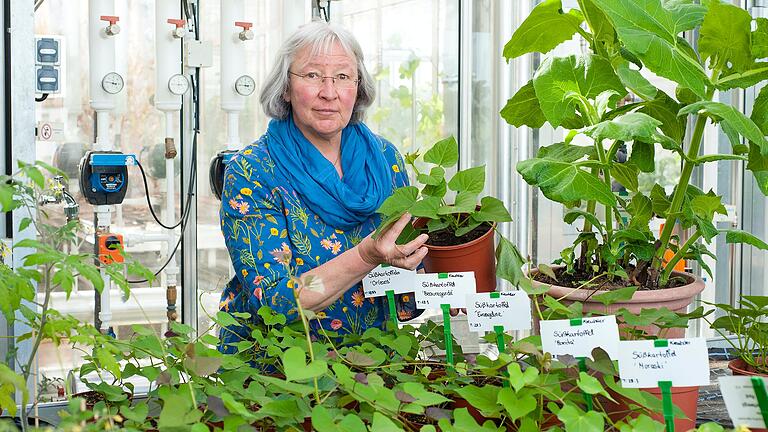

{"left": 719, "top": 376, "right": 768, "bottom": 429}
{"left": 466, "top": 291, "right": 532, "bottom": 331}
{"left": 413, "top": 272, "right": 475, "bottom": 308}
{"left": 540, "top": 316, "right": 620, "bottom": 360}
{"left": 362, "top": 265, "right": 416, "bottom": 298}
{"left": 616, "top": 338, "right": 709, "bottom": 388}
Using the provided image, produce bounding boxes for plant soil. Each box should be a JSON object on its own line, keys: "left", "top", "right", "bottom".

{"left": 426, "top": 223, "right": 492, "bottom": 247}
{"left": 533, "top": 266, "right": 688, "bottom": 291}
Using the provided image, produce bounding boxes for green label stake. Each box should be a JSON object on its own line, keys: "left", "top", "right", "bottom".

{"left": 751, "top": 376, "right": 768, "bottom": 428}
{"left": 658, "top": 380, "right": 675, "bottom": 432}
{"left": 386, "top": 290, "right": 398, "bottom": 328}
{"left": 493, "top": 325, "right": 510, "bottom": 388}
{"left": 569, "top": 318, "right": 593, "bottom": 411}
{"left": 440, "top": 304, "right": 453, "bottom": 369}
{"left": 577, "top": 357, "right": 593, "bottom": 411}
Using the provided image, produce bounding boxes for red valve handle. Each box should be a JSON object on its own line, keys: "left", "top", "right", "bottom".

{"left": 100, "top": 15, "right": 119, "bottom": 25}
{"left": 167, "top": 18, "right": 186, "bottom": 28}
{"left": 235, "top": 21, "right": 253, "bottom": 31}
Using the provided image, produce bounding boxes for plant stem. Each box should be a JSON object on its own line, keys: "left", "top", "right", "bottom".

{"left": 294, "top": 293, "right": 320, "bottom": 404}
{"left": 594, "top": 140, "right": 614, "bottom": 272}
{"left": 21, "top": 264, "right": 53, "bottom": 431}
{"left": 659, "top": 231, "right": 702, "bottom": 286}
{"left": 653, "top": 114, "right": 708, "bottom": 276}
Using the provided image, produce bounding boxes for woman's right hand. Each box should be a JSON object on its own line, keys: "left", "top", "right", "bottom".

{"left": 358, "top": 213, "right": 429, "bottom": 270}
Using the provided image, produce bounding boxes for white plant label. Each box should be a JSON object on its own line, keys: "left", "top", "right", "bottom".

{"left": 616, "top": 338, "right": 709, "bottom": 388}
{"left": 466, "top": 291, "right": 532, "bottom": 332}
{"left": 362, "top": 265, "right": 416, "bottom": 298}
{"left": 718, "top": 375, "right": 768, "bottom": 429}
{"left": 540, "top": 316, "right": 620, "bottom": 360}
{"left": 413, "top": 272, "right": 475, "bottom": 308}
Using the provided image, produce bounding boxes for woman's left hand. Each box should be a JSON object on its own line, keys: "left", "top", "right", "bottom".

{"left": 358, "top": 213, "right": 429, "bottom": 270}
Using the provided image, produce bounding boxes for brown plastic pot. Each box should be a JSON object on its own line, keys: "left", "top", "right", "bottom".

{"left": 530, "top": 268, "right": 705, "bottom": 338}
{"left": 603, "top": 386, "right": 699, "bottom": 431}
{"left": 415, "top": 219, "right": 497, "bottom": 293}
{"left": 728, "top": 357, "right": 768, "bottom": 377}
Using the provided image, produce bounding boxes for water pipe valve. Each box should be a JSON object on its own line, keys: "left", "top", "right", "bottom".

{"left": 97, "top": 233, "right": 124, "bottom": 265}
{"left": 100, "top": 15, "right": 120, "bottom": 36}
{"left": 167, "top": 19, "right": 187, "bottom": 39}
{"left": 235, "top": 21, "right": 254, "bottom": 41}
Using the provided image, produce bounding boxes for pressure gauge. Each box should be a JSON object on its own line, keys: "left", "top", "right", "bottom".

{"left": 101, "top": 72, "right": 124, "bottom": 94}
{"left": 234, "top": 75, "right": 256, "bottom": 96}
{"left": 168, "top": 74, "right": 189, "bottom": 95}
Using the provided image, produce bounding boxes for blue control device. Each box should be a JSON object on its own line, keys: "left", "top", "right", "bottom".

{"left": 79, "top": 152, "right": 137, "bottom": 205}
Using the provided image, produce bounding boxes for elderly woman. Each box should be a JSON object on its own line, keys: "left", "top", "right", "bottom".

{"left": 218, "top": 20, "right": 428, "bottom": 349}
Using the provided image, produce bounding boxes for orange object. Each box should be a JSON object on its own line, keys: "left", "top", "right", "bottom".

{"left": 98, "top": 233, "right": 124, "bottom": 265}
{"left": 660, "top": 223, "right": 685, "bottom": 272}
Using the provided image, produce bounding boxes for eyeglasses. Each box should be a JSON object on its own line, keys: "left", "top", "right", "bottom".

{"left": 288, "top": 71, "right": 360, "bottom": 89}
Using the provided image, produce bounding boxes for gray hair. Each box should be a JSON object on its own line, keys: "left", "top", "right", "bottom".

{"left": 260, "top": 20, "right": 376, "bottom": 124}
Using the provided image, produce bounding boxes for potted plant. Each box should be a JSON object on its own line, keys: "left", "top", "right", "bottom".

{"left": 375, "top": 136, "right": 516, "bottom": 292}
{"left": 706, "top": 295, "right": 768, "bottom": 377}
{"left": 500, "top": 0, "right": 768, "bottom": 317}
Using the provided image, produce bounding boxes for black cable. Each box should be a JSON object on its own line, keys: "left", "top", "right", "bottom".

{"left": 136, "top": 160, "right": 187, "bottom": 230}
{"left": 35, "top": 93, "right": 49, "bottom": 102}
{"left": 128, "top": 131, "right": 198, "bottom": 283}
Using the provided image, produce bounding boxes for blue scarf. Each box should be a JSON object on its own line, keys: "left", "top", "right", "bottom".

{"left": 265, "top": 116, "right": 392, "bottom": 230}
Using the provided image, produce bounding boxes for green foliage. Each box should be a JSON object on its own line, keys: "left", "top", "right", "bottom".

{"left": 707, "top": 295, "right": 768, "bottom": 374}
{"left": 375, "top": 136, "right": 515, "bottom": 253}
{"left": 502, "top": 0, "right": 768, "bottom": 288}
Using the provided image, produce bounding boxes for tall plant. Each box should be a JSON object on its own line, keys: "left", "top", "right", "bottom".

{"left": 0, "top": 162, "right": 148, "bottom": 430}
{"left": 502, "top": 0, "right": 768, "bottom": 288}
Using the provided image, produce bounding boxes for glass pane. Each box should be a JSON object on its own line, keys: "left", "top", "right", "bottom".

{"left": 333, "top": 0, "right": 459, "bottom": 169}
{"left": 33, "top": 0, "right": 174, "bottom": 400}
{"left": 195, "top": 2, "right": 290, "bottom": 337}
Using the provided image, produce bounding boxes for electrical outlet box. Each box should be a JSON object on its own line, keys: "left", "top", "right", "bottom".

{"left": 35, "top": 36, "right": 61, "bottom": 65}
{"left": 185, "top": 40, "right": 213, "bottom": 68}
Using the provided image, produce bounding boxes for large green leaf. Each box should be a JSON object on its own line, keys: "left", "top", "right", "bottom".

{"left": 591, "top": 0, "right": 709, "bottom": 98}
{"left": 518, "top": 158, "right": 616, "bottom": 206}
{"left": 629, "top": 141, "right": 655, "bottom": 173}
{"left": 475, "top": 196, "right": 512, "bottom": 223}
{"left": 557, "top": 404, "right": 605, "bottom": 432}
{"left": 410, "top": 197, "right": 441, "bottom": 220}
{"left": 753, "top": 17, "right": 768, "bottom": 59}
{"left": 448, "top": 165, "right": 485, "bottom": 194}
{"left": 503, "top": 0, "right": 584, "bottom": 59}
{"left": 582, "top": 0, "right": 616, "bottom": 46}
{"left": 423, "top": 136, "right": 458, "bottom": 167}
{"left": 437, "top": 192, "right": 477, "bottom": 215}
{"left": 699, "top": 0, "right": 752, "bottom": 72}
{"left": 717, "top": 62, "right": 768, "bottom": 90}
{"left": 417, "top": 166, "right": 446, "bottom": 186}
{"left": 497, "top": 388, "right": 536, "bottom": 422}
{"left": 723, "top": 229, "right": 768, "bottom": 250}
{"left": 750, "top": 85, "right": 768, "bottom": 135}
{"left": 282, "top": 346, "right": 328, "bottom": 381}
{"left": 629, "top": 193, "right": 653, "bottom": 230}
{"left": 680, "top": 101, "right": 768, "bottom": 153}
{"left": 650, "top": 184, "right": 671, "bottom": 216}
{"left": 746, "top": 144, "right": 768, "bottom": 195}
{"left": 500, "top": 81, "right": 546, "bottom": 128}
{"left": 611, "top": 163, "right": 639, "bottom": 192}
{"left": 532, "top": 54, "right": 626, "bottom": 127}
{"left": 582, "top": 112, "right": 661, "bottom": 142}
{"left": 495, "top": 236, "right": 530, "bottom": 291}
{"left": 376, "top": 186, "right": 418, "bottom": 217}
{"left": 640, "top": 92, "right": 686, "bottom": 142}
{"left": 615, "top": 62, "right": 658, "bottom": 101}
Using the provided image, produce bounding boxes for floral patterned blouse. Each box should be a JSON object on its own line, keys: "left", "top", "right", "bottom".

{"left": 218, "top": 133, "right": 420, "bottom": 350}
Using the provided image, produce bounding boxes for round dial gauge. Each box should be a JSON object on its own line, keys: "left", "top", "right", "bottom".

{"left": 101, "top": 72, "right": 124, "bottom": 94}
{"left": 234, "top": 75, "right": 256, "bottom": 96}
{"left": 168, "top": 74, "right": 190, "bottom": 95}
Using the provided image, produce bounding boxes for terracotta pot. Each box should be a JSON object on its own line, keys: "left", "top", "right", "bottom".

{"left": 602, "top": 385, "right": 699, "bottom": 431}
{"left": 415, "top": 219, "right": 497, "bottom": 293}
{"left": 728, "top": 357, "right": 768, "bottom": 377}
{"left": 531, "top": 269, "right": 705, "bottom": 338}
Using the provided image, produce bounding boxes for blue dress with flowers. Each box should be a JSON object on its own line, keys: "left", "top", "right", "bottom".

{"left": 218, "top": 132, "right": 419, "bottom": 351}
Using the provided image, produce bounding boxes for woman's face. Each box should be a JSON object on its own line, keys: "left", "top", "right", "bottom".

{"left": 285, "top": 41, "right": 358, "bottom": 145}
